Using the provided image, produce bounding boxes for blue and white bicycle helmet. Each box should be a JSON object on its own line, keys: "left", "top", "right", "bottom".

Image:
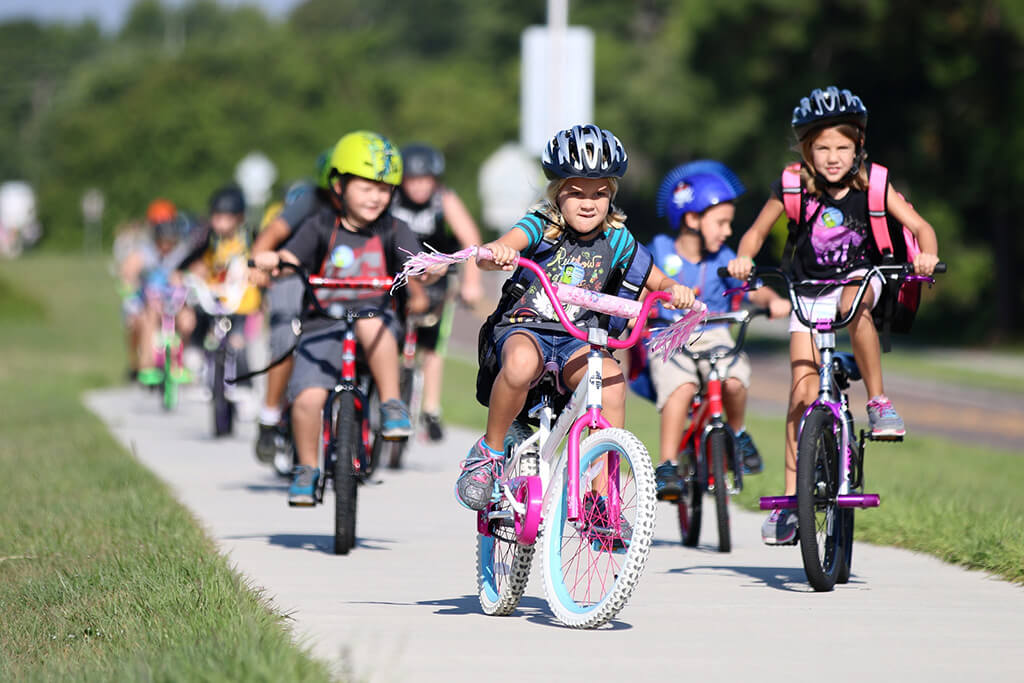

{"left": 656, "top": 160, "right": 745, "bottom": 229}
{"left": 791, "top": 86, "right": 868, "bottom": 141}
{"left": 541, "top": 124, "right": 628, "bottom": 180}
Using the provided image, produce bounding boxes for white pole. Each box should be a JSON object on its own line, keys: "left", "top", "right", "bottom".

{"left": 547, "top": 0, "right": 569, "bottom": 142}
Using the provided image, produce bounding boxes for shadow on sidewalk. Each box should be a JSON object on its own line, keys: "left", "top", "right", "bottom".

{"left": 666, "top": 564, "right": 816, "bottom": 592}
{"left": 224, "top": 532, "right": 396, "bottom": 553}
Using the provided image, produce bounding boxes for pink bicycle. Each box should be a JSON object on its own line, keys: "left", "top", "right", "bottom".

{"left": 399, "top": 247, "right": 704, "bottom": 628}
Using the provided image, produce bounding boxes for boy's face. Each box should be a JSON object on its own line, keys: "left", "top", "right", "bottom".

{"left": 401, "top": 175, "right": 438, "bottom": 204}
{"left": 210, "top": 212, "right": 243, "bottom": 237}
{"left": 693, "top": 203, "right": 734, "bottom": 254}
{"left": 557, "top": 177, "right": 612, "bottom": 236}
{"left": 340, "top": 176, "right": 394, "bottom": 227}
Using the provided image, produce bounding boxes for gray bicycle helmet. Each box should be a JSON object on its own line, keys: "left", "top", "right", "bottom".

{"left": 792, "top": 86, "right": 868, "bottom": 141}
{"left": 541, "top": 124, "right": 628, "bottom": 180}
{"left": 401, "top": 143, "right": 445, "bottom": 177}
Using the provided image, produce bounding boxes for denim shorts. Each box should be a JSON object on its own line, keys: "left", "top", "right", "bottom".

{"left": 494, "top": 327, "right": 589, "bottom": 374}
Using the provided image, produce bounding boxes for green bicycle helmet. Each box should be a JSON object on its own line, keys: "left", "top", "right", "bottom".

{"left": 328, "top": 131, "right": 403, "bottom": 187}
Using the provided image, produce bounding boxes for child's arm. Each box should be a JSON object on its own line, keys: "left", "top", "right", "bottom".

{"left": 886, "top": 186, "right": 940, "bottom": 276}
{"left": 441, "top": 190, "right": 484, "bottom": 304}
{"left": 748, "top": 285, "right": 791, "bottom": 319}
{"left": 478, "top": 228, "right": 531, "bottom": 272}
{"left": 644, "top": 264, "right": 696, "bottom": 310}
{"left": 728, "top": 198, "right": 785, "bottom": 280}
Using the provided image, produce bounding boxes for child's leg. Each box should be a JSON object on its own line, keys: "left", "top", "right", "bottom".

{"left": 176, "top": 305, "right": 196, "bottom": 346}
{"left": 291, "top": 386, "right": 328, "bottom": 468}
{"left": 786, "top": 331, "right": 819, "bottom": 495}
{"left": 659, "top": 384, "right": 698, "bottom": 464}
{"left": 355, "top": 317, "right": 400, "bottom": 402}
{"left": 484, "top": 332, "right": 543, "bottom": 448}
{"left": 420, "top": 349, "right": 444, "bottom": 414}
{"left": 137, "top": 306, "right": 159, "bottom": 370}
{"left": 841, "top": 284, "right": 884, "bottom": 397}
{"left": 722, "top": 378, "right": 748, "bottom": 434}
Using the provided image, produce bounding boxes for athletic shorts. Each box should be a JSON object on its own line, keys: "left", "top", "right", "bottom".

{"left": 649, "top": 325, "right": 752, "bottom": 412}
{"left": 789, "top": 268, "right": 883, "bottom": 333}
{"left": 287, "top": 311, "right": 401, "bottom": 401}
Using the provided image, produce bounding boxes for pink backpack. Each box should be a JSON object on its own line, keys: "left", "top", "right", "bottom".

{"left": 781, "top": 162, "right": 922, "bottom": 350}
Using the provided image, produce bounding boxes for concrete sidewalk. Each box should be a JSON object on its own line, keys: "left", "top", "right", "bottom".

{"left": 87, "top": 387, "right": 1024, "bottom": 683}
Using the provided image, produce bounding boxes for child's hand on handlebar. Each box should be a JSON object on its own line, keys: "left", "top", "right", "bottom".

{"left": 913, "top": 252, "right": 940, "bottom": 276}
{"left": 251, "top": 250, "right": 281, "bottom": 278}
{"left": 663, "top": 283, "right": 696, "bottom": 311}
{"left": 727, "top": 256, "right": 754, "bottom": 281}
{"left": 477, "top": 242, "right": 519, "bottom": 271}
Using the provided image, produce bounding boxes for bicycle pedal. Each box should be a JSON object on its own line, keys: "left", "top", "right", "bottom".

{"left": 868, "top": 433, "right": 904, "bottom": 442}
{"left": 288, "top": 500, "right": 316, "bottom": 508}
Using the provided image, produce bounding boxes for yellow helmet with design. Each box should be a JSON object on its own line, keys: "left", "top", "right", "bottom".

{"left": 328, "top": 131, "right": 403, "bottom": 187}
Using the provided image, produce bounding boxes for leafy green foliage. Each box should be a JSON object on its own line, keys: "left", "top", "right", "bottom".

{"left": 1, "top": 0, "right": 1022, "bottom": 339}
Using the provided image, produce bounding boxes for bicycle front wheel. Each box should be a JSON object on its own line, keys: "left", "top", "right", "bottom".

{"left": 709, "top": 428, "right": 731, "bottom": 553}
{"left": 477, "top": 421, "right": 537, "bottom": 616}
{"left": 542, "top": 428, "right": 656, "bottom": 629}
{"left": 677, "top": 447, "right": 702, "bottom": 547}
{"left": 333, "top": 391, "right": 359, "bottom": 555}
{"left": 796, "top": 408, "right": 843, "bottom": 591}
{"left": 212, "top": 348, "right": 233, "bottom": 437}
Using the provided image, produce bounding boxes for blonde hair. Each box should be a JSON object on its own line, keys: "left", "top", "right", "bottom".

{"left": 532, "top": 177, "right": 628, "bottom": 240}
{"left": 797, "top": 123, "right": 869, "bottom": 196}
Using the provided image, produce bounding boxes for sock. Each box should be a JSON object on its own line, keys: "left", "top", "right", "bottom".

{"left": 479, "top": 438, "right": 504, "bottom": 457}
{"left": 259, "top": 406, "right": 282, "bottom": 425}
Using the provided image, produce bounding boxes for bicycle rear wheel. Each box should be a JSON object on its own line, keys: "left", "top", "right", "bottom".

{"left": 212, "top": 348, "right": 233, "bottom": 437}
{"left": 477, "top": 421, "right": 537, "bottom": 616}
{"left": 709, "top": 428, "right": 731, "bottom": 553}
{"left": 796, "top": 408, "right": 843, "bottom": 591}
{"left": 384, "top": 366, "right": 419, "bottom": 469}
{"left": 542, "top": 428, "right": 656, "bottom": 629}
{"left": 333, "top": 391, "right": 359, "bottom": 555}
{"left": 677, "top": 447, "right": 702, "bottom": 547}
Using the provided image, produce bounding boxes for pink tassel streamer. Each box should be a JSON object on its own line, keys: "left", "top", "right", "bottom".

{"left": 391, "top": 246, "right": 477, "bottom": 293}
{"left": 648, "top": 303, "right": 709, "bottom": 361}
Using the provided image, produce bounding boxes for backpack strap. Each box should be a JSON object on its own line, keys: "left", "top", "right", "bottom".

{"left": 867, "top": 163, "right": 894, "bottom": 259}
{"left": 781, "top": 163, "right": 803, "bottom": 222}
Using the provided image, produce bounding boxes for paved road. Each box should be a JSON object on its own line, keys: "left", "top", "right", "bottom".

{"left": 87, "top": 388, "right": 1024, "bottom": 683}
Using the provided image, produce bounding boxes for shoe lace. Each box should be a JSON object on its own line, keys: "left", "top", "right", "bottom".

{"left": 869, "top": 396, "right": 898, "bottom": 419}
{"left": 459, "top": 446, "right": 503, "bottom": 479}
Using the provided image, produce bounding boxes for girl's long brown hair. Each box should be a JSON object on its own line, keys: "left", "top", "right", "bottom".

{"left": 797, "top": 123, "right": 870, "bottom": 196}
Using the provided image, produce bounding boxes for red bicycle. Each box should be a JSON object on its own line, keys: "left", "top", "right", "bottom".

{"left": 670, "top": 308, "right": 765, "bottom": 553}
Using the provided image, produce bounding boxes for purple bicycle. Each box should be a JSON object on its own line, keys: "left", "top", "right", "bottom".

{"left": 399, "top": 246, "right": 704, "bottom": 627}
{"left": 732, "top": 262, "right": 944, "bottom": 591}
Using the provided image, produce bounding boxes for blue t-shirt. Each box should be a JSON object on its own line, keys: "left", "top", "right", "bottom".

{"left": 648, "top": 234, "right": 743, "bottom": 324}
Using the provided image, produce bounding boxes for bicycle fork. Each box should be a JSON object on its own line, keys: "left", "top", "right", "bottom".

{"left": 565, "top": 345, "right": 618, "bottom": 525}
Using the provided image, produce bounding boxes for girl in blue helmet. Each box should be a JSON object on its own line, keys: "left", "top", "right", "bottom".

{"left": 728, "top": 87, "right": 940, "bottom": 545}
{"left": 646, "top": 162, "right": 790, "bottom": 502}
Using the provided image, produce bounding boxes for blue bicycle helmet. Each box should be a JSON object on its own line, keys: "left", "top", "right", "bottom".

{"left": 791, "top": 86, "right": 868, "bottom": 141}
{"left": 541, "top": 124, "right": 628, "bottom": 180}
{"left": 656, "top": 160, "right": 745, "bottom": 229}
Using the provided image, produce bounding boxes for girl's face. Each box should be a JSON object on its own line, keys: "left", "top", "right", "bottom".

{"left": 810, "top": 126, "right": 858, "bottom": 183}
{"left": 339, "top": 176, "right": 394, "bottom": 226}
{"left": 557, "top": 177, "right": 612, "bottom": 235}
{"left": 401, "top": 175, "right": 438, "bottom": 204}
{"left": 210, "top": 212, "right": 242, "bottom": 237}
{"left": 693, "top": 203, "right": 735, "bottom": 253}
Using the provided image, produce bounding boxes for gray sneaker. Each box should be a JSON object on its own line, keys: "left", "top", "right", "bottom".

{"left": 866, "top": 395, "right": 905, "bottom": 439}
{"left": 761, "top": 508, "right": 798, "bottom": 545}
{"left": 455, "top": 438, "right": 504, "bottom": 511}
{"left": 380, "top": 399, "right": 412, "bottom": 440}
{"left": 288, "top": 465, "right": 320, "bottom": 507}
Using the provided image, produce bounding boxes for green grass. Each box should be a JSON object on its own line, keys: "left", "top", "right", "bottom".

{"left": 442, "top": 355, "right": 1024, "bottom": 585}
{"left": 0, "top": 254, "right": 334, "bottom": 682}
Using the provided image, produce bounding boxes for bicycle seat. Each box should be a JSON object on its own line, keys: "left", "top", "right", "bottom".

{"left": 832, "top": 352, "right": 861, "bottom": 381}
{"left": 530, "top": 361, "right": 567, "bottom": 395}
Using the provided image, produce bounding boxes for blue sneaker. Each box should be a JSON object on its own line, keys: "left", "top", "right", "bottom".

{"left": 734, "top": 431, "right": 763, "bottom": 475}
{"left": 288, "top": 465, "right": 320, "bottom": 507}
{"left": 380, "top": 399, "right": 412, "bottom": 440}
{"left": 455, "top": 438, "right": 504, "bottom": 511}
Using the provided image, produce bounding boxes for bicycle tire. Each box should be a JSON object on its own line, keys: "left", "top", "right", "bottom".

{"left": 477, "top": 421, "right": 537, "bottom": 616}
{"left": 678, "top": 448, "right": 702, "bottom": 547}
{"left": 709, "top": 428, "right": 731, "bottom": 553}
{"left": 383, "top": 367, "right": 419, "bottom": 469}
{"left": 212, "top": 348, "right": 232, "bottom": 437}
{"left": 837, "top": 508, "right": 855, "bottom": 584}
{"left": 542, "top": 428, "right": 656, "bottom": 629}
{"left": 796, "top": 408, "right": 843, "bottom": 591}
{"left": 334, "top": 391, "right": 359, "bottom": 555}
{"left": 161, "top": 344, "right": 176, "bottom": 411}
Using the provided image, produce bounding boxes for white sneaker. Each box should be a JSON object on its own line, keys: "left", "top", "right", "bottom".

{"left": 761, "top": 508, "right": 798, "bottom": 545}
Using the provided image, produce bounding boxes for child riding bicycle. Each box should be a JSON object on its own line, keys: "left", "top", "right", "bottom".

{"left": 643, "top": 162, "right": 790, "bottom": 501}
{"left": 455, "top": 124, "right": 695, "bottom": 512}
{"left": 726, "top": 86, "right": 940, "bottom": 545}
{"left": 251, "top": 131, "right": 430, "bottom": 506}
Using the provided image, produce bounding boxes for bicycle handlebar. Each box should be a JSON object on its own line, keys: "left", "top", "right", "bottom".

{"left": 719, "top": 262, "right": 946, "bottom": 332}
{"left": 475, "top": 246, "right": 703, "bottom": 350}
{"left": 680, "top": 308, "right": 767, "bottom": 362}
{"left": 275, "top": 261, "right": 394, "bottom": 322}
